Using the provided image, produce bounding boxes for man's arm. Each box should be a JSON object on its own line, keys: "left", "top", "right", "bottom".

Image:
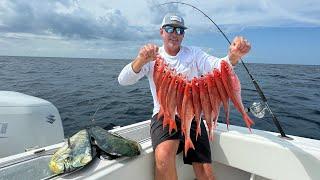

{"left": 118, "top": 44, "right": 159, "bottom": 86}
{"left": 194, "top": 36, "right": 250, "bottom": 74}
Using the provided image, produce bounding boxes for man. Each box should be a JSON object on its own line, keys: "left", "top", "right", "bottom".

{"left": 118, "top": 13, "right": 250, "bottom": 180}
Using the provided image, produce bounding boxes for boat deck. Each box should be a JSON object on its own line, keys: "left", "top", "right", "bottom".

{"left": 1, "top": 120, "right": 320, "bottom": 180}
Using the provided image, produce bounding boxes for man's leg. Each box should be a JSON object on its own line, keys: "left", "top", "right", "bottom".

{"left": 154, "top": 139, "right": 180, "bottom": 180}
{"left": 183, "top": 119, "right": 214, "bottom": 179}
{"left": 192, "top": 162, "right": 215, "bottom": 180}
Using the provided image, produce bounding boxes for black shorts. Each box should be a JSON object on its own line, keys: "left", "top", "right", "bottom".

{"left": 150, "top": 114, "right": 212, "bottom": 165}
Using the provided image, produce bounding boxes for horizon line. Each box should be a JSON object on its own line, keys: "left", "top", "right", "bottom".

{"left": 0, "top": 54, "right": 319, "bottom": 66}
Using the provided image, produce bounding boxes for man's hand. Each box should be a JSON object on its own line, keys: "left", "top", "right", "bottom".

{"left": 138, "top": 44, "right": 159, "bottom": 63}
{"left": 228, "top": 36, "right": 251, "bottom": 66}
{"left": 132, "top": 44, "right": 159, "bottom": 73}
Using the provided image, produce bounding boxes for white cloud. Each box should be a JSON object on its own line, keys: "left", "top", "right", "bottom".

{"left": 0, "top": 0, "right": 319, "bottom": 58}
{"left": 0, "top": 0, "right": 158, "bottom": 41}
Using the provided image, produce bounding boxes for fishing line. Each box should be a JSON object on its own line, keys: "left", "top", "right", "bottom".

{"left": 158, "top": 1, "right": 290, "bottom": 138}
{"left": 90, "top": 103, "right": 102, "bottom": 123}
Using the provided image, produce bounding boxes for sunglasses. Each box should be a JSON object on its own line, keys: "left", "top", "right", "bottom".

{"left": 163, "top": 26, "right": 185, "bottom": 35}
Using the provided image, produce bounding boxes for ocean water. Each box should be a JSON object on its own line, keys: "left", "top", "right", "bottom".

{"left": 0, "top": 56, "right": 319, "bottom": 140}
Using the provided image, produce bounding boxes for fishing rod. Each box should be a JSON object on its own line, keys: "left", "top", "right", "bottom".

{"left": 158, "top": 1, "right": 289, "bottom": 138}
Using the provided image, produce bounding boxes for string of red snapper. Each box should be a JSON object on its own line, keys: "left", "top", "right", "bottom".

{"left": 154, "top": 55, "right": 254, "bottom": 156}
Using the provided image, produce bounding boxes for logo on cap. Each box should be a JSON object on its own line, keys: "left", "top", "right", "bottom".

{"left": 170, "top": 15, "right": 182, "bottom": 22}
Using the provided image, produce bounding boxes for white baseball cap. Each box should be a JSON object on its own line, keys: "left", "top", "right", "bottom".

{"left": 161, "top": 13, "right": 187, "bottom": 29}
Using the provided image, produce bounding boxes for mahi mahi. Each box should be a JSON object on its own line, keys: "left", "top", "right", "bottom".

{"left": 49, "top": 129, "right": 93, "bottom": 174}
{"left": 88, "top": 126, "right": 141, "bottom": 157}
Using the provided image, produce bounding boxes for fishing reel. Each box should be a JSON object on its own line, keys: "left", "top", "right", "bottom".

{"left": 247, "top": 102, "right": 267, "bottom": 119}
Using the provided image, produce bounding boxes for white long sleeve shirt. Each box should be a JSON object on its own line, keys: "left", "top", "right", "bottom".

{"left": 118, "top": 46, "right": 231, "bottom": 117}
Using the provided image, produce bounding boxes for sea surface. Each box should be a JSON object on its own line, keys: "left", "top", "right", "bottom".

{"left": 0, "top": 56, "right": 319, "bottom": 140}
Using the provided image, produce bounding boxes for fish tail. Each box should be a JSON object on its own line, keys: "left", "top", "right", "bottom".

{"left": 184, "top": 137, "right": 195, "bottom": 157}
{"left": 157, "top": 109, "right": 164, "bottom": 120}
{"left": 181, "top": 124, "right": 186, "bottom": 136}
{"left": 162, "top": 116, "right": 170, "bottom": 130}
{"left": 180, "top": 118, "right": 185, "bottom": 136}
{"left": 243, "top": 114, "right": 254, "bottom": 132}
{"left": 195, "top": 122, "right": 201, "bottom": 141}
{"left": 224, "top": 100, "right": 230, "bottom": 130}
{"left": 207, "top": 124, "right": 215, "bottom": 141}
{"left": 169, "top": 118, "right": 177, "bottom": 134}
{"left": 182, "top": 127, "right": 186, "bottom": 136}
{"left": 226, "top": 111, "right": 230, "bottom": 130}
{"left": 213, "top": 109, "right": 219, "bottom": 129}
{"left": 207, "top": 121, "right": 214, "bottom": 141}
{"left": 209, "top": 132, "right": 215, "bottom": 141}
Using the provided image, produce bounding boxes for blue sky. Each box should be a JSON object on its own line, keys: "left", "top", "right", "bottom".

{"left": 0, "top": 0, "right": 319, "bottom": 65}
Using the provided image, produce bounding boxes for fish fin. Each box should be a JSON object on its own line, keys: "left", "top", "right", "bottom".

{"left": 184, "top": 137, "right": 195, "bottom": 157}
{"left": 102, "top": 123, "right": 117, "bottom": 131}
{"left": 107, "top": 131, "right": 126, "bottom": 139}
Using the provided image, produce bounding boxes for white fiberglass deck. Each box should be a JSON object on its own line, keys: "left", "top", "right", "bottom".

{"left": 1, "top": 120, "right": 320, "bottom": 180}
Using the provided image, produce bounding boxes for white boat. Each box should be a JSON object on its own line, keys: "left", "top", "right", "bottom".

{"left": 0, "top": 91, "right": 320, "bottom": 180}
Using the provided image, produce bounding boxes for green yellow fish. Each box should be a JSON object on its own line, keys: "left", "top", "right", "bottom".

{"left": 49, "top": 129, "right": 93, "bottom": 174}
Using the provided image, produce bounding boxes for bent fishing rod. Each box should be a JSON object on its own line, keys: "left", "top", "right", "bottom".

{"left": 158, "top": 1, "right": 289, "bottom": 138}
